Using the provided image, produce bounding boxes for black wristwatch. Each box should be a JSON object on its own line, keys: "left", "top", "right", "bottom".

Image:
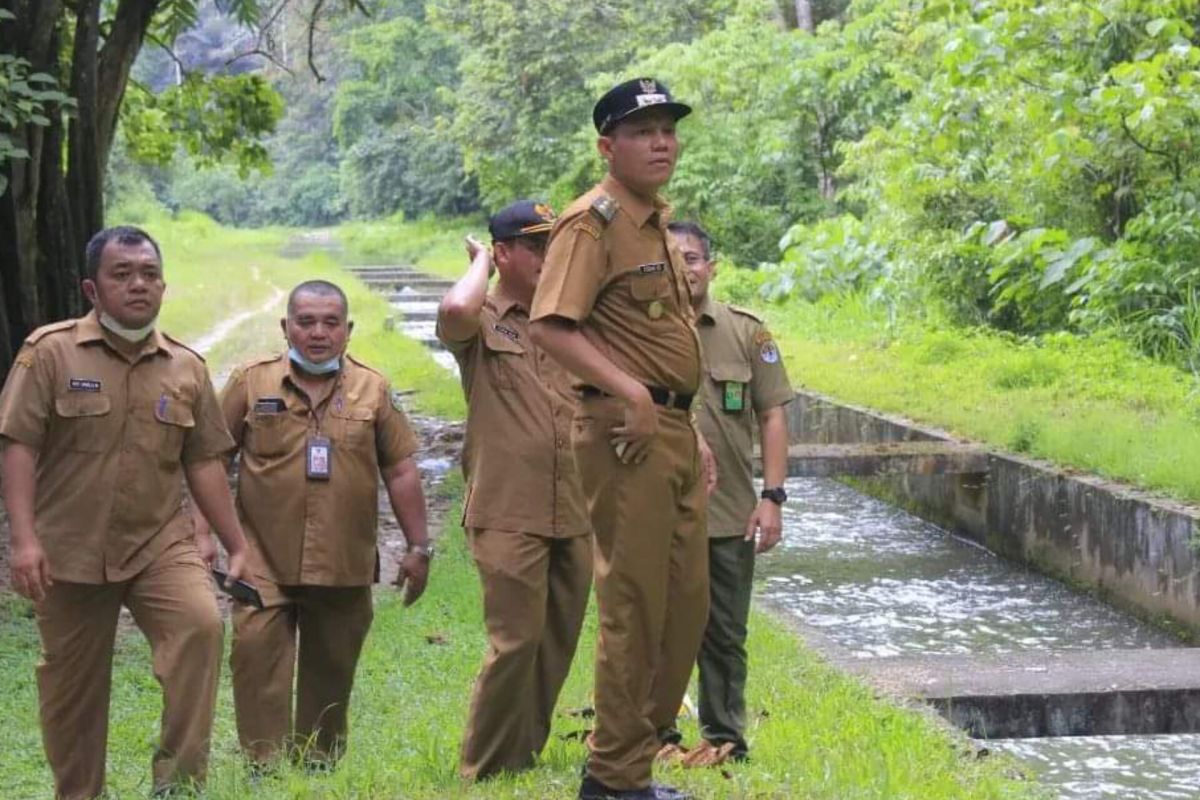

{"left": 760, "top": 486, "right": 787, "bottom": 506}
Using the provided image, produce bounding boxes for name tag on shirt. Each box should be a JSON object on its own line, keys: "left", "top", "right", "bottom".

{"left": 254, "top": 397, "right": 286, "bottom": 414}
{"left": 68, "top": 378, "right": 102, "bottom": 392}
{"left": 306, "top": 436, "right": 332, "bottom": 481}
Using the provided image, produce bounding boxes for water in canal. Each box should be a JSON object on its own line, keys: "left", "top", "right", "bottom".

{"left": 390, "top": 292, "right": 1195, "bottom": 799}
{"left": 760, "top": 477, "right": 1191, "bottom": 800}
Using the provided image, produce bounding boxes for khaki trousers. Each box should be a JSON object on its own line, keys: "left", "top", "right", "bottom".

{"left": 34, "top": 537, "right": 222, "bottom": 800}
{"left": 459, "top": 529, "right": 592, "bottom": 779}
{"left": 573, "top": 397, "right": 709, "bottom": 790}
{"left": 231, "top": 584, "right": 374, "bottom": 764}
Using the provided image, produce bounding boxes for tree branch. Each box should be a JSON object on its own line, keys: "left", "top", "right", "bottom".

{"left": 1120, "top": 116, "right": 1182, "bottom": 179}
{"left": 307, "top": 0, "right": 327, "bottom": 82}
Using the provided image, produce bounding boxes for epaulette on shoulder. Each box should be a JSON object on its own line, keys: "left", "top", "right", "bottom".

{"left": 24, "top": 319, "right": 77, "bottom": 345}
{"left": 345, "top": 353, "right": 385, "bottom": 378}
{"left": 588, "top": 194, "right": 619, "bottom": 225}
{"left": 242, "top": 352, "right": 284, "bottom": 369}
{"left": 728, "top": 304, "right": 764, "bottom": 324}
{"left": 161, "top": 331, "right": 207, "bottom": 362}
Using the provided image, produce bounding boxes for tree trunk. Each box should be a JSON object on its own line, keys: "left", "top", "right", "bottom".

{"left": 795, "top": 0, "right": 814, "bottom": 32}
{"left": 0, "top": 0, "right": 160, "bottom": 381}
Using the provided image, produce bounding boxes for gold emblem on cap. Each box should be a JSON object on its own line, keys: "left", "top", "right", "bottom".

{"left": 639, "top": 78, "right": 658, "bottom": 94}
{"left": 647, "top": 300, "right": 664, "bottom": 320}
{"left": 534, "top": 203, "right": 554, "bottom": 221}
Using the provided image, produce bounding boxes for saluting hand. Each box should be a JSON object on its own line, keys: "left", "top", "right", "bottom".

{"left": 745, "top": 499, "right": 783, "bottom": 554}
{"left": 465, "top": 235, "right": 494, "bottom": 278}
{"left": 611, "top": 390, "right": 658, "bottom": 465}
{"left": 394, "top": 550, "right": 430, "bottom": 607}
{"left": 11, "top": 536, "right": 52, "bottom": 602}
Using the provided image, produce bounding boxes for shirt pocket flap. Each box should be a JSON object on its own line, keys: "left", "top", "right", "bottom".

{"left": 708, "top": 362, "right": 752, "bottom": 384}
{"left": 330, "top": 405, "right": 374, "bottom": 422}
{"left": 155, "top": 401, "right": 195, "bottom": 428}
{"left": 55, "top": 394, "right": 112, "bottom": 418}
{"left": 629, "top": 273, "right": 671, "bottom": 301}
{"left": 481, "top": 325, "right": 525, "bottom": 354}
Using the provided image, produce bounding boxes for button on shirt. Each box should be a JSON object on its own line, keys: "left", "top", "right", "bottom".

{"left": 220, "top": 353, "right": 418, "bottom": 586}
{"left": 0, "top": 312, "right": 234, "bottom": 583}
{"left": 531, "top": 174, "right": 701, "bottom": 396}
{"left": 438, "top": 288, "right": 589, "bottom": 538}
{"left": 693, "top": 298, "right": 794, "bottom": 537}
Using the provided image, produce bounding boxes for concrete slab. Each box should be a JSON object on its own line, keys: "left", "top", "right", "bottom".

{"left": 840, "top": 649, "right": 1200, "bottom": 738}
{"left": 775, "top": 442, "right": 988, "bottom": 477}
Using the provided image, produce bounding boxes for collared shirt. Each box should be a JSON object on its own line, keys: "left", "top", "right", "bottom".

{"left": 694, "top": 297, "right": 794, "bottom": 537}
{"left": 220, "top": 353, "right": 418, "bottom": 586}
{"left": 531, "top": 174, "right": 702, "bottom": 396}
{"left": 437, "top": 287, "right": 589, "bottom": 537}
{"left": 0, "top": 311, "right": 233, "bottom": 583}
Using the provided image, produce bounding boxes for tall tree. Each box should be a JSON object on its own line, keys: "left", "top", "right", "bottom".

{"left": 0, "top": 0, "right": 350, "bottom": 379}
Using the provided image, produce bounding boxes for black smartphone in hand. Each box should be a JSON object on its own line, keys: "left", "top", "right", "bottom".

{"left": 211, "top": 569, "right": 265, "bottom": 610}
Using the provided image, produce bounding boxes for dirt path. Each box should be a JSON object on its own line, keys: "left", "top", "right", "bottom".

{"left": 191, "top": 287, "right": 286, "bottom": 356}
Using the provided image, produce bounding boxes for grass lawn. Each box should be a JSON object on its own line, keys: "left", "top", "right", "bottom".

{"left": 336, "top": 214, "right": 482, "bottom": 279}
{"left": 734, "top": 290, "right": 1200, "bottom": 505}
{"left": 0, "top": 477, "right": 1043, "bottom": 800}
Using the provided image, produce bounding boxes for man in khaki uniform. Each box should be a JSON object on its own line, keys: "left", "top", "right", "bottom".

{"left": 437, "top": 201, "right": 592, "bottom": 779}
{"left": 0, "top": 226, "right": 251, "bottom": 800}
{"left": 195, "top": 280, "right": 431, "bottom": 767}
{"left": 657, "top": 221, "right": 793, "bottom": 766}
{"left": 530, "top": 79, "right": 713, "bottom": 800}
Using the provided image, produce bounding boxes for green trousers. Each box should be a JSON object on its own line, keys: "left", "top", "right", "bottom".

{"left": 697, "top": 536, "right": 756, "bottom": 754}
{"left": 659, "top": 536, "right": 756, "bottom": 754}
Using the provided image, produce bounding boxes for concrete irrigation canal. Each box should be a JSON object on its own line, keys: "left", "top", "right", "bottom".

{"left": 352, "top": 264, "right": 1200, "bottom": 800}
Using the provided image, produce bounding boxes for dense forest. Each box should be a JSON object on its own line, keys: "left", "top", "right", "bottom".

{"left": 5, "top": 0, "right": 1200, "bottom": 374}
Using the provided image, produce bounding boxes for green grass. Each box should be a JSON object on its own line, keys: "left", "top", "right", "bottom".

{"left": 750, "top": 292, "right": 1200, "bottom": 503}
{"left": 336, "top": 214, "right": 483, "bottom": 279}
{"left": 0, "top": 481, "right": 1043, "bottom": 800}
{"left": 142, "top": 210, "right": 463, "bottom": 417}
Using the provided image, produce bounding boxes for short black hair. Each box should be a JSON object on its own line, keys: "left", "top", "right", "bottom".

{"left": 287, "top": 280, "right": 349, "bottom": 317}
{"left": 84, "top": 226, "right": 162, "bottom": 281}
{"left": 667, "top": 220, "right": 712, "bottom": 261}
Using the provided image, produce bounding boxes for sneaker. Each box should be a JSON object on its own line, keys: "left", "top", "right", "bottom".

{"left": 577, "top": 775, "right": 660, "bottom": 799}
{"left": 650, "top": 783, "right": 694, "bottom": 800}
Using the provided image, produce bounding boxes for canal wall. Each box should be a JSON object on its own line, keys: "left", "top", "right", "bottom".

{"left": 787, "top": 391, "right": 1200, "bottom": 637}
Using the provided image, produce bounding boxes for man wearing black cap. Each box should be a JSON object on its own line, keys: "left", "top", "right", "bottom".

{"left": 530, "top": 79, "right": 712, "bottom": 800}
{"left": 437, "top": 201, "right": 593, "bottom": 780}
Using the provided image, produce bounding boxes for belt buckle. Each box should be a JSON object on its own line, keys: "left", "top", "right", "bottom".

{"left": 664, "top": 389, "right": 678, "bottom": 408}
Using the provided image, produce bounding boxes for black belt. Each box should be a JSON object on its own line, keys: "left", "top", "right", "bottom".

{"left": 580, "top": 384, "right": 693, "bottom": 411}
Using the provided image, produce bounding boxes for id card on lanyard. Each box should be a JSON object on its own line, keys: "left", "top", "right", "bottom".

{"left": 307, "top": 435, "right": 332, "bottom": 480}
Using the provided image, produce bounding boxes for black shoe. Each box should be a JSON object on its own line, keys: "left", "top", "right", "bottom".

{"left": 578, "top": 775, "right": 660, "bottom": 800}
{"left": 651, "top": 783, "right": 694, "bottom": 800}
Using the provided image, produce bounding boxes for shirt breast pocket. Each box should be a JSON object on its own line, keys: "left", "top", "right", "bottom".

{"left": 482, "top": 326, "right": 525, "bottom": 390}
{"left": 708, "top": 363, "right": 753, "bottom": 414}
{"left": 54, "top": 394, "right": 114, "bottom": 453}
{"left": 153, "top": 400, "right": 195, "bottom": 464}
{"left": 247, "top": 412, "right": 291, "bottom": 458}
{"left": 629, "top": 273, "right": 671, "bottom": 303}
{"left": 328, "top": 405, "right": 374, "bottom": 448}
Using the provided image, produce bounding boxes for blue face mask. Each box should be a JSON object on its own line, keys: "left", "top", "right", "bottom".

{"left": 288, "top": 346, "right": 341, "bottom": 375}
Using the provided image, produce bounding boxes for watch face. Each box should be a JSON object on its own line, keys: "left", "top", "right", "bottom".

{"left": 762, "top": 487, "right": 787, "bottom": 504}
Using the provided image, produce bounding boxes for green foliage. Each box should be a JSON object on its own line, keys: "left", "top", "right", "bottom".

{"left": 334, "top": 8, "right": 477, "bottom": 218}
{"left": 123, "top": 72, "right": 283, "bottom": 177}
{"left": 0, "top": 15, "right": 75, "bottom": 196}
{"left": 429, "top": 0, "right": 736, "bottom": 208}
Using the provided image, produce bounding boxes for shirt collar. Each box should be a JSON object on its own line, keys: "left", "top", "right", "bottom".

{"left": 601, "top": 174, "right": 671, "bottom": 229}
{"left": 489, "top": 285, "right": 527, "bottom": 319}
{"left": 75, "top": 310, "right": 172, "bottom": 358}
{"left": 695, "top": 294, "right": 718, "bottom": 325}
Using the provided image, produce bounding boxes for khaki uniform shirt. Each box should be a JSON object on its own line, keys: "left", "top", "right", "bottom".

{"left": 438, "top": 287, "right": 589, "bottom": 537}
{"left": 221, "top": 353, "right": 418, "bottom": 586}
{"left": 0, "top": 311, "right": 233, "bottom": 583}
{"left": 694, "top": 298, "right": 794, "bottom": 537}
{"left": 531, "top": 174, "right": 701, "bottom": 396}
